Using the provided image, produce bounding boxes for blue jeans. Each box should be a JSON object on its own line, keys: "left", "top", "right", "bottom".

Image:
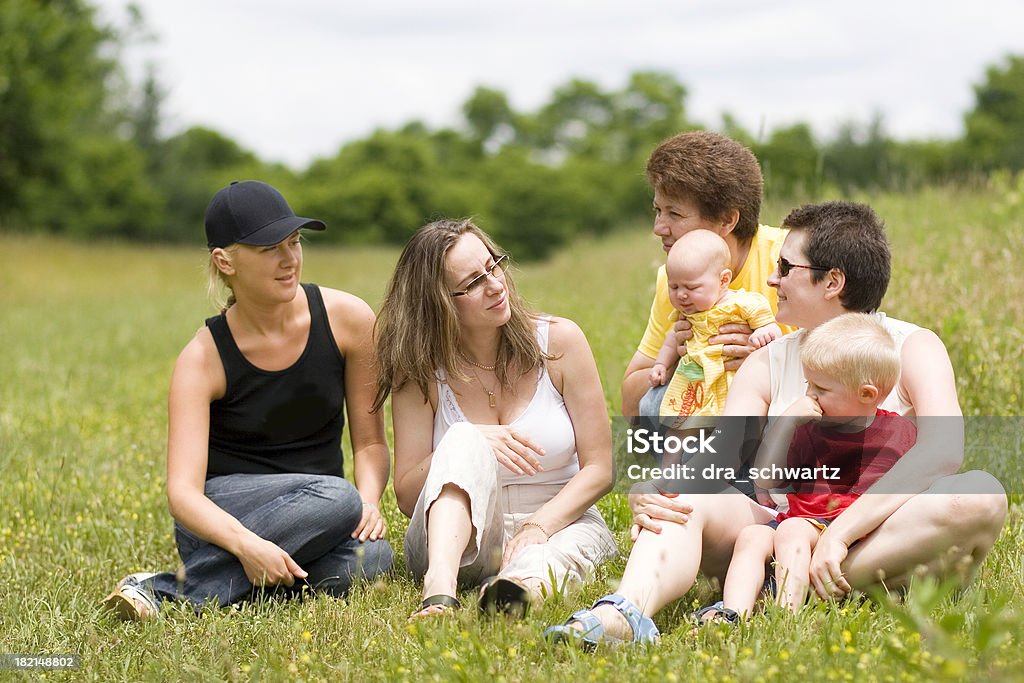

{"left": 148, "top": 473, "right": 393, "bottom": 608}
{"left": 637, "top": 383, "right": 670, "bottom": 430}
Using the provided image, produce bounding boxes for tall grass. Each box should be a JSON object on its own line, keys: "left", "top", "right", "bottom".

{"left": 1, "top": 185, "right": 1022, "bottom": 681}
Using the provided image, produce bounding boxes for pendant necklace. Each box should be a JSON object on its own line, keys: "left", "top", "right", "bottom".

{"left": 470, "top": 367, "right": 498, "bottom": 408}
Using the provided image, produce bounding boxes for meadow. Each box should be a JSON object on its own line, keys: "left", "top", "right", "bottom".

{"left": 1, "top": 185, "right": 1023, "bottom": 681}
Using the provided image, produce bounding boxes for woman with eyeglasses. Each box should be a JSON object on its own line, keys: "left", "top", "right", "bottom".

{"left": 373, "top": 218, "right": 617, "bottom": 619}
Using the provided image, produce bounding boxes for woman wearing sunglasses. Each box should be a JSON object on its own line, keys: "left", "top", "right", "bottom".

{"left": 547, "top": 201, "right": 1005, "bottom": 646}
{"left": 373, "top": 219, "right": 617, "bottom": 619}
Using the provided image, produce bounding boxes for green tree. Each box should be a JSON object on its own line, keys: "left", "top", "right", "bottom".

{"left": 149, "top": 126, "right": 271, "bottom": 240}
{"left": 0, "top": 0, "right": 160, "bottom": 234}
{"left": 755, "top": 123, "right": 822, "bottom": 198}
{"left": 612, "top": 71, "right": 689, "bottom": 162}
{"left": 301, "top": 128, "right": 467, "bottom": 244}
{"left": 964, "top": 54, "right": 1024, "bottom": 171}
{"left": 483, "top": 148, "right": 576, "bottom": 260}
{"left": 822, "top": 113, "right": 893, "bottom": 192}
{"left": 532, "top": 79, "right": 615, "bottom": 159}
{"left": 462, "top": 86, "right": 517, "bottom": 153}
{"left": 0, "top": 0, "right": 109, "bottom": 216}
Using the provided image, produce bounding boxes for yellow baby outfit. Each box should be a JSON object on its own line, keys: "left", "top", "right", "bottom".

{"left": 659, "top": 290, "right": 776, "bottom": 429}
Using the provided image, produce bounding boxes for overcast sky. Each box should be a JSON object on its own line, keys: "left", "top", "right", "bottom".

{"left": 94, "top": 0, "right": 1024, "bottom": 169}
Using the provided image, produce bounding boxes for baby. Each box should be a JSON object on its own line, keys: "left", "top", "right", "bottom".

{"left": 649, "top": 230, "right": 781, "bottom": 429}
{"left": 698, "top": 313, "right": 918, "bottom": 625}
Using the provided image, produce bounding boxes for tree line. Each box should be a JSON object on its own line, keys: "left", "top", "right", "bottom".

{"left": 3, "top": 1, "right": 1024, "bottom": 258}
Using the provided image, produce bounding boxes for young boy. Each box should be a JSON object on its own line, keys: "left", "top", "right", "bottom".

{"left": 649, "top": 230, "right": 781, "bottom": 430}
{"left": 700, "top": 313, "right": 918, "bottom": 623}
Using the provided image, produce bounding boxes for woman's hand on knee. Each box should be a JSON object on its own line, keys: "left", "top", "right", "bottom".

{"left": 808, "top": 531, "right": 851, "bottom": 599}
{"left": 353, "top": 500, "right": 387, "bottom": 542}
{"left": 628, "top": 488, "right": 693, "bottom": 540}
{"left": 476, "top": 425, "right": 546, "bottom": 476}
{"left": 237, "top": 534, "right": 308, "bottom": 588}
{"left": 500, "top": 523, "right": 548, "bottom": 569}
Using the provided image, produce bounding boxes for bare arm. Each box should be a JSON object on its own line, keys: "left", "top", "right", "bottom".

{"left": 649, "top": 330, "right": 681, "bottom": 386}
{"left": 391, "top": 381, "right": 437, "bottom": 519}
{"left": 622, "top": 351, "right": 657, "bottom": 418}
{"left": 325, "top": 289, "right": 390, "bottom": 540}
{"left": 750, "top": 396, "right": 821, "bottom": 488}
{"left": 527, "top": 318, "right": 613, "bottom": 531}
{"left": 502, "top": 318, "right": 613, "bottom": 565}
{"left": 166, "top": 332, "right": 306, "bottom": 586}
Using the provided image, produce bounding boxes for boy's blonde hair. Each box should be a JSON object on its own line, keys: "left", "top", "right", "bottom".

{"left": 800, "top": 313, "right": 900, "bottom": 396}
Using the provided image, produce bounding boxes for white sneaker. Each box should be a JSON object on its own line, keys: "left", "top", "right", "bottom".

{"left": 103, "top": 572, "right": 160, "bottom": 621}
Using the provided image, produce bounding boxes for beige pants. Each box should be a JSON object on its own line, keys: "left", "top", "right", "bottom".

{"left": 404, "top": 422, "right": 618, "bottom": 593}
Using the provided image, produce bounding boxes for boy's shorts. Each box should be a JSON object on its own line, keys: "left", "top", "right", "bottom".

{"left": 766, "top": 517, "right": 831, "bottom": 534}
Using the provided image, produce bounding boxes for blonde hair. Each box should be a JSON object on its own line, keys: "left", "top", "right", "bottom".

{"left": 800, "top": 313, "right": 900, "bottom": 396}
{"left": 206, "top": 244, "right": 240, "bottom": 312}
{"left": 372, "top": 218, "right": 547, "bottom": 412}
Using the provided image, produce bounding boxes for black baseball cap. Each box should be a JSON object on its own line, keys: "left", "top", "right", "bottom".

{"left": 205, "top": 180, "right": 326, "bottom": 249}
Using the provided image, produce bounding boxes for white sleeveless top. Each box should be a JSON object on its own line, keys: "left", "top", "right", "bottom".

{"left": 432, "top": 317, "right": 580, "bottom": 487}
{"left": 767, "top": 312, "right": 920, "bottom": 417}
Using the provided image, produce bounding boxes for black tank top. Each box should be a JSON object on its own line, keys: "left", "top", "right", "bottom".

{"left": 205, "top": 283, "right": 346, "bottom": 478}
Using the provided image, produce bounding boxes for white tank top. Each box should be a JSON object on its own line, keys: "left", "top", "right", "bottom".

{"left": 767, "top": 312, "right": 920, "bottom": 417}
{"left": 432, "top": 317, "right": 580, "bottom": 487}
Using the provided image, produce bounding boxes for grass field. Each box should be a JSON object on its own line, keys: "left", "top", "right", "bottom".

{"left": 1, "top": 186, "right": 1023, "bottom": 681}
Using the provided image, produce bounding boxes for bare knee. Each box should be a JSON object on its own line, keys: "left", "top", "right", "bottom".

{"left": 957, "top": 470, "right": 1007, "bottom": 527}
{"left": 734, "top": 524, "right": 775, "bottom": 558}
{"left": 437, "top": 482, "right": 470, "bottom": 504}
{"left": 933, "top": 471, "right": 1007, "bottom": 542}
{"left": 773, "top": 519, "right": 816, "bottom": 554}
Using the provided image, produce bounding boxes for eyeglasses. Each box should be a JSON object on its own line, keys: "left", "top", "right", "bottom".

{"left": 777, "top": 256, "right": 830, "bottom": 277}
{"left": 450, "top": 254, "right": 509, "bottom": 297}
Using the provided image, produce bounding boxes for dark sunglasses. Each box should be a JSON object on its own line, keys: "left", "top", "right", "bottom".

{"left": 777, "top": 256, "right": 830, "bottom": 277}
{"left": 450, "top": 254, "right": 509, "bottom": 297}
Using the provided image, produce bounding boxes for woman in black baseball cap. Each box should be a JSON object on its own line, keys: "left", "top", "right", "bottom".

{"left": 104, "top": 181, "right": 393, "bottom": 620}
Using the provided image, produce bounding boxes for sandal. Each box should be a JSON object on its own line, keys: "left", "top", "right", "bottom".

{"left": 544, "top": 593, "right": 660, "bottom": 648}
{"left": 478, "top": 576, "right": 530, "bottom": 617}
{"left": 692, "top": 600, "right": 740, "bottom": 632}
{"left": 410, "top": 594, "right": 462, "bottom": 619}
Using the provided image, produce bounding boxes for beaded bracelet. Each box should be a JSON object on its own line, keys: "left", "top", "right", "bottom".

{"left": 520, "top": 520, "right": 550, "bottom": 538}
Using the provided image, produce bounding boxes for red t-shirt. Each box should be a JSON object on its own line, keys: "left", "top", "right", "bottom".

{"left": 778, "top": 410, "right": 918, "bottom": 521}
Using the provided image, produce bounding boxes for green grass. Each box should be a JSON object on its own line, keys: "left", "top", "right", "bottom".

{"left": 2, "top": 185, "right": 1023, "bottom": 681}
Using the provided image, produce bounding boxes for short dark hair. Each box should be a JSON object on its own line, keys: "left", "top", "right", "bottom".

{"left": 781, "top": 201, "right": 891, "bottom": 313}
{"left": 645, "top": 131, "right": 763, "bottom": 241}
